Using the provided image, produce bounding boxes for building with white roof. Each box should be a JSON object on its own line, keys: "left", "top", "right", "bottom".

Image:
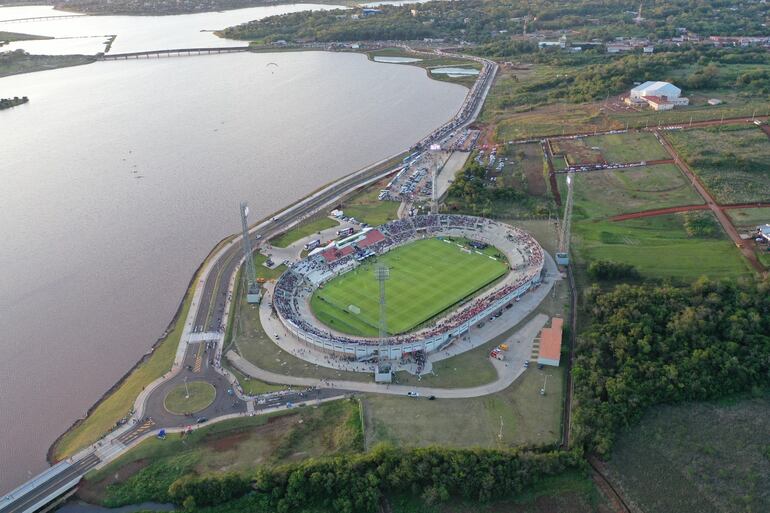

{"left": 625, "top": 81, "right": 689, "bottom": 110}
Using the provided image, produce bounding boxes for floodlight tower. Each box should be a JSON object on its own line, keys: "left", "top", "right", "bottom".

{"left": 555, "top": 172, "right": 574, "bottom": 266}
{"left": 373, "top": 264, "right": 392, "bottom": 383}
{"left": 429, "top": 143, "right": 442, "bottom": 214}
{"left": 240, "top": 201, "right": 262, "bottom": 304}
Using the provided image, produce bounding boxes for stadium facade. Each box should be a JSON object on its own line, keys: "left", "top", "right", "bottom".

{"left": 271, "top": 214, "right": 545, "bottom": 360}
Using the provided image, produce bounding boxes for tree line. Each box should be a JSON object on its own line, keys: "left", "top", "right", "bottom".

{"left": 572, "top": 278, "right": 770, "bottom": 455}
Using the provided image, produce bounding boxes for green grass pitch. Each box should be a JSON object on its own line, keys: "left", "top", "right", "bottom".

{"left": 310, "top": 238, "right": 508, "bottom": 337}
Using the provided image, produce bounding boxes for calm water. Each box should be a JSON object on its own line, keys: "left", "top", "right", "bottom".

{"left": 0, "top": 4, "right": 343, "bottom": 54}
{"left": 0, "top": 50, "right": 466, "bottom": 492}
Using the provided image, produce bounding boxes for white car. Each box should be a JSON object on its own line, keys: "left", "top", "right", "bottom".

{"left": 407, "top": 391, "right": 420, "bottom": 397}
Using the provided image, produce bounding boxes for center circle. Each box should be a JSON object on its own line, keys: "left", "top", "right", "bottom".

{"left": 163, "top": 381, "right": 216, "bottom": 415}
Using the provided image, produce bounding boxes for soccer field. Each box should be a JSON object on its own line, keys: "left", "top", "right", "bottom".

{"left": 310, "top": 238, "right": 508, "bottom": 336}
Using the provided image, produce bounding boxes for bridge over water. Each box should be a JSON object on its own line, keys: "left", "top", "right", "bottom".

{"left": 98, "top": 46, "right": 249, "bottom": 60}
{"left": 0, "top": 15, "right": 84, "bottom": 23}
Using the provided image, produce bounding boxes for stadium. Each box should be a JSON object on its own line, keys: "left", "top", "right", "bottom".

{"left": 271, "top": 214, "right": 545, "bottom": 361}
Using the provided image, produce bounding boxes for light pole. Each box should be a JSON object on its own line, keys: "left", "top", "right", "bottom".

{"left": 184, "top": 376, "right": 190, "bottom": 399}
{"left": 540, "top": 374, "right": 549, "bottom": 396}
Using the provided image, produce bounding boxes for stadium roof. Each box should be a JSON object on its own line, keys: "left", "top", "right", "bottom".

{"left": 537, "top": 317, "right": 563, "bottom": 367}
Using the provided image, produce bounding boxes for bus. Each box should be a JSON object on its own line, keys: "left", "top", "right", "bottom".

{"left": 304, "top": 239, "right": 321, "bottom": 251}
{"left": 337, "top": 227, "right": 355, "bottom": 237}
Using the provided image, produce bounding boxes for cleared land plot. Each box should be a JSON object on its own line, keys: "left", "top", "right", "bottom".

{"left": 550, "top": 138, "right": 603, "bottom": 166}
{"left": 667, "top": 126, "right": 770, "bottom": 204}
{"left": 79, "top": 400, "right": 362, "bottom": 506}
{"left": 727, "top": 206, "right": 770, "bottom": 230}
{"left": 341, "top": 178, "right": 399, "bottom": 226}
{"left": 570, "top": 214, "right": 750, "bottom": 280}
{"left": 270, "top": 217, "right": 338, "bottom": 248}
{"left": 311, "top": 238, "right": 508, "bottom": 336}
{"left": 363, "top": 366, "right": 563, "bottom": 449}
{"left": 606, "top": 394, "right": 770, "bottom": 513}
{"left": 494, "top": 103, "right": 624, "bottom": 141}
{"left": 583, "top": 131, "right": 670, "bottom": 163}
{"left": 563, "top": 164, "right": 703, "bottom": 220}
{"left": 501, "top": 142, "right": 547, "bottom": 195}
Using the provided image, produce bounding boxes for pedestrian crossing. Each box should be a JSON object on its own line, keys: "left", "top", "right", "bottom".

{"left": 117, "top": 418, "right": 155, "bottom": 445}
{"left": 193, "top": 343, "right": 204, "bottom": 373}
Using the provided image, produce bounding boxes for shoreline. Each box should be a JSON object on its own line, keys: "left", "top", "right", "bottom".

{"left": 42, "top": 46, "right": 487, "bottom": 464}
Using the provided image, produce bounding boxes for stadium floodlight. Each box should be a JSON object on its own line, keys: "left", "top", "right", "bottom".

{"left": 373, "top": 264, "right": 392, "bottom": 383}
{"left": 240, "top": 201, "right": 262, "bottom": 304}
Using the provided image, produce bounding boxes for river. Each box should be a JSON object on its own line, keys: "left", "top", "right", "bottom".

{"left": 0, "top": 8, "right": 467, "bottom": 493}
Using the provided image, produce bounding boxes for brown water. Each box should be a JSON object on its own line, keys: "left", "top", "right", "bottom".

{"left": 0, "top": 51, "right": 466, "bottom": 492}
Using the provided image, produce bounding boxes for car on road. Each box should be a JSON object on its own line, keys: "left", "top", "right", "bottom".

{"left": 523, "top": 360, "right": 530, "bottom": 368}
{"left": 196, "top": 417, "right": 208, "bottom": 424}
{"left": 407, "top": 391, "right": 420, "bottom": 397}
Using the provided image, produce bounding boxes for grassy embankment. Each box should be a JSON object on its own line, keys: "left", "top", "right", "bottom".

{"left": 340, "top": 177, "right": 400, "bottom": 226}
{"left": 79, "top": 399, "right": 363, "bottom": 506}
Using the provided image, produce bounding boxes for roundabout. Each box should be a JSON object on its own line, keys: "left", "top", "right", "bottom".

{"left": 163, "top": 381, "right": 216, "bottom": 415}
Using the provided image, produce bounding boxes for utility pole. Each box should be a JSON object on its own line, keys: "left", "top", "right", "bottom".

{"left": 540, "top": 374, "right": 549, "bottom": 395}
{"left": 184, "top": 376, "right": 190, "bottom": 399}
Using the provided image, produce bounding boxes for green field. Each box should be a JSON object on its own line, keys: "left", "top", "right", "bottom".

{"left": 163, "top": 381, "right": 215, "bottom": 414}
{"left": 583, "top": 131, "right": 671, "bottom": 163}
{"left": 667, "top": 126, "right": 770, "bottom": 204}
{"left": 727, "top": 207, "right": 770, "bottom": 230}
{"left": 562, "top": 164, "right": 703, "bottom": 220}
{"left": 341, "top": 179, "right": 400, "bottom": 226}
{"left": 311, "top": 238, "right": 508, "bottom": 336}
{"left": 270, "top": 216, "right": 338, "bottom": 248}
{"left": 606, "top": 393, "right": 770, "bottom": 513}
{"left": 571, "top": 214, "right": 751, "bottom": 280}
{"left": 363, "top": 366, "right": 564, "bottom": 450}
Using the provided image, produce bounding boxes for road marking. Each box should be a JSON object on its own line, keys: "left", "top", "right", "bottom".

{"left": 193, "top": 343, "right": 204, "bottom": 373}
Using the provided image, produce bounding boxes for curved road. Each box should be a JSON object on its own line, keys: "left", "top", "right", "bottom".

{"left": 0, "top": 51, "right": 499, "bottom": 513}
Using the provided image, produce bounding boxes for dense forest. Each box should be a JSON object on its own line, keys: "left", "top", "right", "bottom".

{"left": 572, "top": 279, "right": 770, "bottom": 455}
{"left": 104, "top": 445, "right": 582, "bottom": 513}
{"left": 221, "top": 0, "right": 770, "bottom": 43}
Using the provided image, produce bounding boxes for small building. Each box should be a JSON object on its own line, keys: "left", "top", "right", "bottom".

{"left": 537, "top": 317, "right": 563, "bottom": 367}
{"left": 707, "top": 98, "right": 723, "bottom": 106}
{"left": 643, "top": 46, "right": 655, "bottom": 54}
{"left": 757, "top": 224, "right": 770, "bottom": 243}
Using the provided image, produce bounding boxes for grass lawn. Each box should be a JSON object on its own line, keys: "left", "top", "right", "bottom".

{"left": 571, "top": 214, "right": 751, "bottom": 280}
{"left": 363, "top": 365, "right": 564, "bottom": 449}
{"left": 727, "top": 207, "right": 770, "bottom": 230}
{"left": 52, "top": 286, "right": 194, "bottom": 460}
{"left": 311, "top": 238, "right": 508, "bottom": 336}
{"left": 341, "top": 179, "right": 400, "bottom": 226}
{"left": 226, "top": 365, "right": 286, "bottom": 395}
{"left": 270, "top": 216, "right": 338, "bottom": 248}
{"left": 163, "top": 381, "right": 215, "bottom": 414}
{"left": 582, "top": 131, "right": 671, "bottom": 163}
{"left": 233, "top": 291, "right": 371, "bottom": 383}
{"left": 606, "top": 392, "right": 770, "bottom": 513}
{"left": 667, "top": 125, "right": 770, "bottom": 204}
{"left": 79, "top": 399, "right": 362, "bottom": 506}
{"left": 253, "top": 252, "right": 286, "bottom": 280}
{"left": 562, "top": 164, "right": 703, "bottom": 219}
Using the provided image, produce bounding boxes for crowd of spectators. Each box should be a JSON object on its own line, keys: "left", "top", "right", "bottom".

{"left": 272, "top": 214, "right": 544, "bottom": 356}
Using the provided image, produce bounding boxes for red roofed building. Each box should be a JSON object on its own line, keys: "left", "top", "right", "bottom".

{"left": 537, "top": 317, "right": 563, "bottom": 367}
